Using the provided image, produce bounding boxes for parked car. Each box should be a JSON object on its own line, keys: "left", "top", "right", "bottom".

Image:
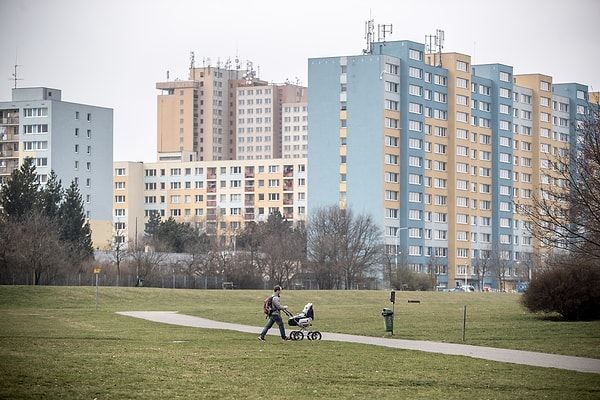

{"left": 449, "top": 285, "right": 475, "bottom": 292}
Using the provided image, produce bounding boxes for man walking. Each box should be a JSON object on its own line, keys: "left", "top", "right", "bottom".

{"left": 258, "top": 285, "right": 289, "bottom": 342}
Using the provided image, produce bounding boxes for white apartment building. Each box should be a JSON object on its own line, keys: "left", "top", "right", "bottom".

{"left": 282, "top": 102, "right": 308, "bottom": 159}
{"left": 113, "top": 157, "right": 307, "bottom": 246}
{"left": 0, "top": 87, "right": 114, "bottom": 247}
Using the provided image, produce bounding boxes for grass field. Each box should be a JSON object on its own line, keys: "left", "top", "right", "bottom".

{"left": 1, "top": 286, "right": 599, "bottom": 399}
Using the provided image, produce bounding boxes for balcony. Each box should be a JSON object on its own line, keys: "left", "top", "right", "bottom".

{"left": 207, "top": 200, "right": 217, "bottom": 207}
{"left": 0, "top": 117, "right": 19, "bottom": 125}
{"left": 244, "top": 213, "right": 255, "bottom": 220}
{"left": 0, "top": 165, "right": 17, "bottom": 175}
{"left": 245, "top": 185, "right": 255, "bottom": 192}
{"left": 283, "top": 166, "right": 294, "bottom": 177}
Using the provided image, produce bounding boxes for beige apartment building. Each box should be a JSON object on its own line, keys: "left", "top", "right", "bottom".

{"left": 156, "top": 62, "right": 307, "bottom": 162}
{"left": 112, "top": 157, "right": 307, "bottom": 247}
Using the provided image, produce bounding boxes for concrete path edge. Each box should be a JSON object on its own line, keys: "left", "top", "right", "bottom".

{"left": 116, "top": 311, "right": 600, "bottom": 375}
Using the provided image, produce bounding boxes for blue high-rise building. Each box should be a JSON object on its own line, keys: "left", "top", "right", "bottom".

{"left": 308, "top": 38, "right": 588, "bottom": 290}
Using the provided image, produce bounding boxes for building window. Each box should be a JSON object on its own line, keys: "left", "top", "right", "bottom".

{"left": 386, "top": 62, "right": 400, "bottom": 74}
{"left": 434, "top": 75, "right": 447, "bottom": 86}
{"left": 456, "top": 60, "right": 468, "bottom": 72}
{"left": 408, "top": 120, "right": 423, "bottom": 132}
{"left": 386, "top": 81, "right": 399, "bottom": 93}
{"left": 409, "top": 85, "right": 422, "bottom": 96}
{"left": 408, "top": 67, "right": 422, "bottom": 79}
{"left": 456, "top": 77, "right": 468, "bottom": 89}
{"left": 408, "top": 49, "right": 422, "bottom": 61}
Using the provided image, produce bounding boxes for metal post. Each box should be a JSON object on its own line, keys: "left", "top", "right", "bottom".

{"left": 390, "top": 290, "right": 396, "bottom": 336}
{"left": 95, "top": 273, "right": 99, "bottom": 311}
{"left": 462, "top": 305, "right": 467, "bottom": 341}
{"left": 395, "top": 227, "right": 408, "bottom": 286}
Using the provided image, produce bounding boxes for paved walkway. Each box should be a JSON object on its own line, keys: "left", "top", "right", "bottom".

{"left": 116, "top": 311, "right": 600, "bottom": 375}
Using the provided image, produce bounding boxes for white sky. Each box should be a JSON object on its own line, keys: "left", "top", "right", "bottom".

{"left": 1, "top": 0, "right": 599, "bottom": 162}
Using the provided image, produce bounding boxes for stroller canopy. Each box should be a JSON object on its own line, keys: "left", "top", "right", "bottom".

{"left": 299, "top": 302, "right": 314, "bottom": 319}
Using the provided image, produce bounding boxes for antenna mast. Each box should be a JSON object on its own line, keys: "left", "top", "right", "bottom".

{"left": 425, "top": 29, "right": 445, "bottom": 67}
{"left": 10, "top": 63, "right": 22, "bottom": 89}
{"left": 378, "top": 24, "right": 393, "bottom": 43}
{"left": 190, "top": 51, "right": 196, "bottom": 81}
{"left": 363, "top": 18, "right": 374, "bottom": 54}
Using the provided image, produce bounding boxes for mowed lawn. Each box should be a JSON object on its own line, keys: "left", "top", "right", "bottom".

{"left": 0, "top": 286, "right": 599, "bottom": 399}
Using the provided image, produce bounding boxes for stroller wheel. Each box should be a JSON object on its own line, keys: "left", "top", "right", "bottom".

{"left": 290, "top": 331, "right": 303, "bottom": 341}
{"left": 309, "top": 331, "right": 322, "bottom": 341}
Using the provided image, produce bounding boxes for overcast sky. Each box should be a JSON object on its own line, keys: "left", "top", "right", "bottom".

{"left": 1, "top": 0, "right": 599, "bottom": 162}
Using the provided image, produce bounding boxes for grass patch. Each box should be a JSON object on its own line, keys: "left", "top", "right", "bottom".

{"left": 0, "top": 286, "right": 599, "bottom": 399}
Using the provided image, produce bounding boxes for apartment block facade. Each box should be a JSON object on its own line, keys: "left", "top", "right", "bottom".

{"left": 156, "top": 63, "right": 307, "bottom": 162}
{"left": 0, "top": 87, "right": 114, "bottom": 247}
{"left": 308, "top": 40, "right": 588, "bottom": 290}
{"left": 113, "top": 157, "right": 307, "bottom": 246}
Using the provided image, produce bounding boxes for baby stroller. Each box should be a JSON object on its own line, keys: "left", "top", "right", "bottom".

{"left": 284, "top": 302, "right": 322, "bottom": 340}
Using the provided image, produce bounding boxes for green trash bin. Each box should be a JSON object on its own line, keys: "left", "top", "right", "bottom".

{"left": 382, "top": 308, "right": 394, "bottom": 332}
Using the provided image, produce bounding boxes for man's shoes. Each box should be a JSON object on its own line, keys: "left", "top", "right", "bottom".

{"left": 258, "top": 336, "right": 266, "bottom": 342}
{"left": 282, "top": 336, "right": 290, "bottom": 341}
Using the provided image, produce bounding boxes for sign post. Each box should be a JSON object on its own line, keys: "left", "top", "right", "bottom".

{"left": 390, "top": 290, "right": 396, "bottom": 335}
{"left": 93, "top": 268, "right": 101, "bottom": 310}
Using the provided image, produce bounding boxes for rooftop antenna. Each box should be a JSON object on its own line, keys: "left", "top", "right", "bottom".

{"left": 363, "top": 17, "right": 374, "bottom": 54}
{"left": 166, "top": 70, "right": 170, "bottom": 81}
{"left": 190, "top": 51, "right": 195, "bottom": 81}
{"left": 425, "top": 29, "right": 445, "bottom": 67}
{"left": 10, "top": 51, "right": 22, "bottom": 89}
{"left": 243, "top": 60, "right": 255, "bottom": 85}
{"left": 378, "top": 24, "right": 393, "bottom": 43}
{"left": 436, "top": 29, "right": 445, "bottom": 67}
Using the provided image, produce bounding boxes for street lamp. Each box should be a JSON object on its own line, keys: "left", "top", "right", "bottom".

{"left": 394, "top": 227, "right": 409, "bottom": 277}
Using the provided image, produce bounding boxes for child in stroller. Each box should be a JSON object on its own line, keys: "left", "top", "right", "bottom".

{"left": 284, "top": 302, "right": 322, "bottom": 340}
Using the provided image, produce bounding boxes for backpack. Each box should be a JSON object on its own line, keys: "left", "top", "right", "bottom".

{"left": 263, "top": 295, "right": 274, "bottom": 317}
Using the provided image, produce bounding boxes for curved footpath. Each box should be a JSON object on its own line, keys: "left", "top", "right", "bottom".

{"left": 116, "top": 311, "right": 600, "bottom": 375}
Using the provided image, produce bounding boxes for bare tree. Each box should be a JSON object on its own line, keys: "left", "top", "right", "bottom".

{"left": 108, "top": 226, "right": 127, "bottom": 286}
{"left": 425, "top": 253, "right": 441, "bottom": 290}
{"left": 259, "top": 223, "right": 304, "bottom": 287}
{"left": 126, "top": 241, "right": 167, "bottom": 287}
{"left": 472, "top": 247, "right": 492, "bottom": 291}
{"left": 488, "top": 244, "right": 514, "bottom": 292}
{"left": 7, "top": 212, "right": 68, "bottom": 284}
{"left": 517, "top": 99, "right": 600, "bottom": 261}
{"left": 307, "top": 205, "right": 383, "bottom": 289}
